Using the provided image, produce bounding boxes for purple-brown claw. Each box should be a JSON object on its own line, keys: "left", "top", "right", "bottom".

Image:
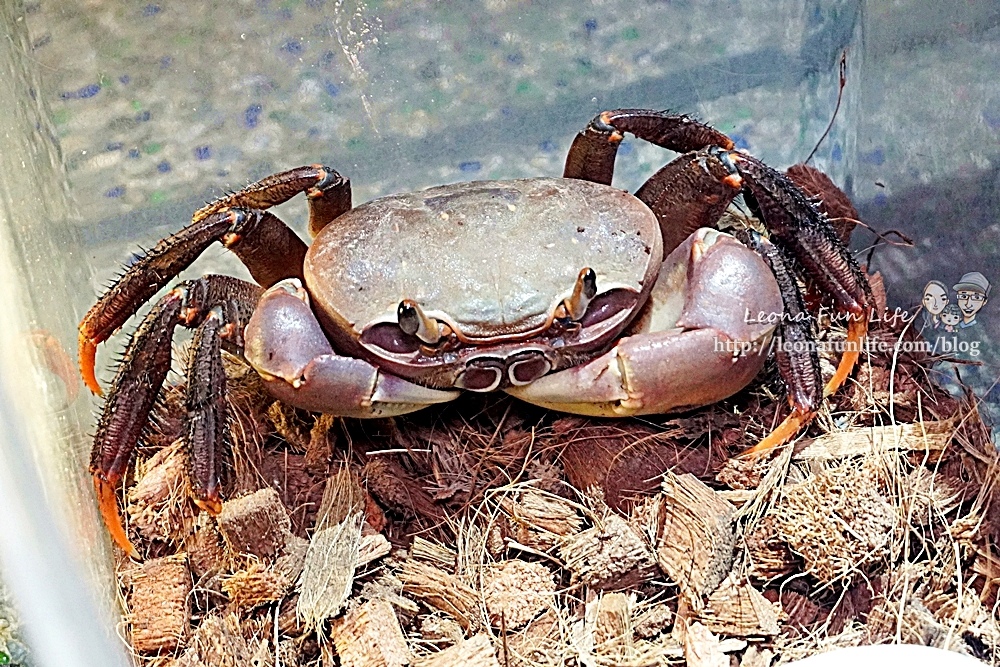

{"left": 507, "top": 229, "right": 782, "bottom": 416}
{"left": 245, "top": 280, "right": 459, "bottom": 416}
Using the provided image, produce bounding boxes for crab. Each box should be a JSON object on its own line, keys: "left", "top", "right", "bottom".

{"left": 79, "top": 110, "right": 872, "bottom": 557}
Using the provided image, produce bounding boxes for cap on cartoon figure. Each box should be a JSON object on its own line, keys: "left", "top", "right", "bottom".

{"left": 953, "top": 271, "right": 991, "bottom": 297}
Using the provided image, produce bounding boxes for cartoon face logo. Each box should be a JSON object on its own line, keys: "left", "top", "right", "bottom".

{"left": 952, "top": 272, "right": 991, "bottom": 327}
{"left": 922, "top": 281, "right": 949, "bottom": 316}
{"left": 939, "top": 303, "right": 962, "bottom": 331}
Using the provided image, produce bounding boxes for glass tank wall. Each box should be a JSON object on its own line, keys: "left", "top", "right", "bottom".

{"left": 0, "top": 0, "right": 997, "bottom": 664}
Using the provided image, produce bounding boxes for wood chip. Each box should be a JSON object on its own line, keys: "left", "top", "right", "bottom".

{"left": 779, "top": 590, "right": 827, "bottom": 630}
{"left": 772, "top": 459, "right": 895, "bottom": 585}
{"left": 174, "top": 612, "right": 258, "bottom": 667}
{"left": 276, "top": 533, "right": 310, "bottom": 585}
{"left": 398, "top": 559, "right": 480, "bottom": 631}
{"left": 500, "top": 609, "right": 570, "bottom": 667}
{"left": 359, "top": 571, "right": 421, "bottom": 615}
{"left": 418, "top": 614, "right": 465, "bottom": 645}
{"left": 744, "top": 515, "right": 799, "bottom": 582}
{"left": 684, "top": 621, "right": 727, "bottom": 667}
{"left": 592, "top": 592, "right": 634, "bottom": 659}
{"left": 699, "top": 575, "right": 780, "bottom": 637}
{"left": 184, "top": 513, "right": 228, "bottom": 579}
{"left": 411, "top": 536, "right": 457, "bottom": 571}
{"left": 412, "top": 634, "right": 500, "bottom": 667}
{"left": 794, "top": 419, "right": 955, "bottom": 460}
{"left": 129, "top": 554, "right": 191, "bottom": 654}
{"left": 501, "top": 489, "right": 583, "bottom": 551}
{"left": 740, "top": 644, "right": 775, "bottom": 667}
{"left": 634, "top": 602, "right": 674, "bottom": 639}
{"left": 482, "top": 559, "right": 556, "bottom": 630}
{"left": 126, "top": 438, "right": 197, "bottom": 543}
{"left": 216, "top": 487, "right": 293, "bottom": 561}
{"left": 317, "top": 464, "right": 366, "bottom": 529}
{"left": 222, "top": 560, "right": 290, "bottom": 609}
{"left": 656, "top": 472, "right": 735, "bottom": 609}
{"left": 298, "top": 511, "right": 364, "bottom": 631}
{"left": 560, "top": 512, "right": 658, "bottom": 590}
{"left": 358, "top": 532, "right": 393, "bottom": 567}
{"left": 331, "top": 599, "right": 410, "bottom": 667}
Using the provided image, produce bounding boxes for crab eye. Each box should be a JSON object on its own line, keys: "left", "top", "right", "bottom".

{"left": 564, "top": 267, "right": 598, "bottom": 321}
{"left": 581, "top": 268, "right": 597, "bottom": 301}
{"left": 397, "top": 299, "right": 442, "bottom": 344}
{"left": 397, "top": 300, "right": 420, "bottom": 335}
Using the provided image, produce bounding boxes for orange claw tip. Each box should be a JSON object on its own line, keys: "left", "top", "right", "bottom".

{"left": 92, "top": 476, "right": 140, "bottom": 560}
{"left": 78, "top": 334, "right": 102, "bottom": 397}
{"left": 722, "top": 173, "right": 743, "bottom": 189}
{"left": 193, "top": 496, "right": 223, "bottom": 515}
{"left": 740, "top": 407, "right": 815, "bottom": 459}
{"left": 824, "top": 316, "right": 867, "bottom": 398}
{"left": 221, "top": 232, "right": 242, "bottom": 247}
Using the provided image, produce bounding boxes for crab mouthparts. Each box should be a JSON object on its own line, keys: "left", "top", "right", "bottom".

{"left": 456, "top": 351, "right": 552, "bottom": 392}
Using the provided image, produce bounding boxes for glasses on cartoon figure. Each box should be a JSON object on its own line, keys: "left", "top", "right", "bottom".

{"left": 957, "top": 292, "right": 986, "bottom": 303}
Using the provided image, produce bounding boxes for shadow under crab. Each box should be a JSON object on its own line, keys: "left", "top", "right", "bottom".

{"left": 79, "top": 109, "right": 873, "bottom": 558}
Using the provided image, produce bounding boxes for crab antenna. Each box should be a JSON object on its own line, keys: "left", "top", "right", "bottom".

{"left": 564, "top": 268, "right": 598, "bottom": 321}
{"left": 397, "top": 299, "right": 443, "bottom": 344}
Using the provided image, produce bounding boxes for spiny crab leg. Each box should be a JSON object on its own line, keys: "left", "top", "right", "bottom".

{"left": 90, "top": 291, "right": 182, "bottom": 559}
{"left": 737, "top": 231, "right": 822, "bottom": 457}
{"left": 90, "top": 276, "right": 260, "bottom": 557}
{"left": 564, "top": 109, "right": 736, "bottom": 186}
{"left": 731, "top": 154, "right": 873, "bottom": 457}
{"left": 79, "top": 209, "right": 238, "bottom": 396}
{"left": 564, "top": 110, "right": 873, "bottom": 456}
{"left": 79, "top": 165, "right": 350, "bottom": 396}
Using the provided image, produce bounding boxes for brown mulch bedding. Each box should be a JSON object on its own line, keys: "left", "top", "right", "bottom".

{"left": 111, "top": 299, "right": 1000, "bottom": 666}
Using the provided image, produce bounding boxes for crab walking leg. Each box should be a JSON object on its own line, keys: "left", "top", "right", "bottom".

{"left": 732, "top": 154, "right": 873, "bottom": 434}
{"left": 507, "top": 229, "right": 783, "bottom": 416}
{"left": 563, "top": 110, "right": 871, "bottom": 450}
{"left": 564, "top": 109, "right": 735, "bottom": 186}
{"left": 184, "top": 306, "right": 235, "bottom": 515}
{"left": 733, "top": 155, "right": 870, "bottom": 321}
{"left": 633, "top": 147, "right": 744, "bottom": 254}
{"left": 193, "top": 164, "right": 352, "bottom": 238}
{"left": 725, "top": 156, "right": 871, "bottom": 456}
{"left": 245, "top": 279, "right": 460, "bottom": 417}
{"left": 90, "top": 276, "right": 261, "bottom": 557}
{"left": 79, "top": 165, "right": 349, "bottom": 396}
{"left": 737, "top": 231, "right": 823, "bottom": 457}
{"left": 90, "top": 293, "right": 180, "bottom": 559}
{"left": 78, "top": 208, "right": 302, "bottom": 395}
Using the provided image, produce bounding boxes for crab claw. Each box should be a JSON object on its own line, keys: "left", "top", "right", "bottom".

{"left": 93, "top": 474, "right": 139, "bottom": 560}
{"left": 245, "top": 280, "right": 460, "bottom": 416}
{"left": 508, "top": 229, "right": 783, "bottom": 417}
{"left": 79, "top": 333, "right": 102, "bottom": 396}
